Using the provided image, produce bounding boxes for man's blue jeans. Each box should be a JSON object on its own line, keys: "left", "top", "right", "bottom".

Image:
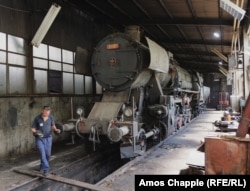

{"left": 36, "top": 136, "right": 52, "bottom": 173}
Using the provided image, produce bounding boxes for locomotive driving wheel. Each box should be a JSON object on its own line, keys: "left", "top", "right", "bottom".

{"left": 152, "top": 120, "right": 168, "bottom": 142}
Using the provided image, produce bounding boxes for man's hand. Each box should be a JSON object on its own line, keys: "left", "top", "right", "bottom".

{"left": 55, "top": 129, "right": 61, "bottom": 134}
{"left": 33, "top": 130, "right": 44, "bottom": 138}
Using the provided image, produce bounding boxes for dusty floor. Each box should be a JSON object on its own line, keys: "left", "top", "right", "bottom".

{"left": 0, "top": 109, "right": 241, "bottom": 191}
{"left": 0, "top": 138, "right": 88, "bottom": 191}
{"left": 97, "top": 109, "right": 240, "bottom": 191}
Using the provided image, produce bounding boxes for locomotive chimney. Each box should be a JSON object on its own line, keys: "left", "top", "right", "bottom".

{"left": 125, "top": 25, "right": 141, "bottom": 42}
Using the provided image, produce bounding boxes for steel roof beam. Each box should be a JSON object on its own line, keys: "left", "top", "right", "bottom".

{"left": 161, "top": 39, "right": 231, "bottom": 46}
{"left": 97, "top": 18, "right": 233, "bottom": 26}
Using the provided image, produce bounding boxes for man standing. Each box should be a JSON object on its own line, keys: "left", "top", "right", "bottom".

{"left": 31, "top": 106, "right": 61, "bottom": 176}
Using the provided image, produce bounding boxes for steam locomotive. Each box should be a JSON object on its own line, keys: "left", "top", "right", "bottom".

{"left": 59, "top": 26, "right": 210, "bottom": 158}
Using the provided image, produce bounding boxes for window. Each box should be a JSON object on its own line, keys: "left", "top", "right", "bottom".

{"left": 0, "top": 32, "right": 6, "bottom": 50}
{"left": 63, "top": 73, "right": 73, "bottom": 94}
{"left": 0, "top": 65, "right": 6, "bottom": 94}
{"left": 49, "top": 70, "right": 62, "bottom": 93}
{"left": 74, "top": 74, "right": 84, "bottom": 94}
{"left": 85, "top": 76, "right": 93, "bottom": 94}
{"left": 34, "top": 69, "right": 47, "bottom": 93}
{"left": 33, "top": 44, "right": 94, "bottom": 95}
{"left": 8, "top": 35, "right": 26, "bottom": 54}
{"left": 0, "top": 51, "right": 6, "bottom": 63}
{"left": 9, "top": 67, "right": 27, "bottom": 94}
{"left": 0, "top": 32, "right": 97, "bottom": 96}
{"left": 0, "top": 33, "right": 28, "bottom": 95}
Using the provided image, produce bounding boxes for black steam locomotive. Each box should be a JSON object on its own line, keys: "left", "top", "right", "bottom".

{"left": 60, "top": 26, "right": 210, "bottom": 158}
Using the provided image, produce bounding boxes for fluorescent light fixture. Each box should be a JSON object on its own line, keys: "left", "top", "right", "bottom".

{"left": 31, "top": 3, "right": 61, "bottom": 47}
{"left": 220, "top": 0, "right": 246, "bottom": 20}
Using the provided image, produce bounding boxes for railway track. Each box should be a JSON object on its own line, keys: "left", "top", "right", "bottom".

{"left": 10, "top": 143, "right": 125, "bottom": 191}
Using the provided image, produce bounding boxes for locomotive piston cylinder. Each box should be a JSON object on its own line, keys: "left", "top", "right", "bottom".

{"left": 63, "top": 123, "right": 75, "bottom": 131}
{"left": 141, "top": 128, "right": 160, "bottom": 140}
{"left": 108, "top": 125, "right": 130, "bottom": 142}
{"left": 55, "top": 122, "right": 75, "bottom": 132}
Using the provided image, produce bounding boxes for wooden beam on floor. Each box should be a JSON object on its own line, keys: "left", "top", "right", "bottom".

{"left": 13, "top": 168, "right": 113, "bottom": 191}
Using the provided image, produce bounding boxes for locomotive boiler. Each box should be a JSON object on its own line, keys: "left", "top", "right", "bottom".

{"left": 59, "top": 26, "right": 210, "bottom": 158}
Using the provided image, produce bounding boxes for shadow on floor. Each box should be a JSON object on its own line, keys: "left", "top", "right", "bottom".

{"left": 179, "top": 168, "right": 205, "bottom": 175}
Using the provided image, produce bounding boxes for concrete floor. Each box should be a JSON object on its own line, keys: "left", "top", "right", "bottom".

{"left": 0, "top": 109, "right": 238, "bottom": 191}
{"left": 0, "top": 139, "right": 88, "bottom": 191}
{"left": 97, "top": 109, "right": 238, "bottom": 191}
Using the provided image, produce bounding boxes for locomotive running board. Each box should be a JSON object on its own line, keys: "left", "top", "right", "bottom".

{"left": 14, "top": 168, "right": 112, "bottom": 191}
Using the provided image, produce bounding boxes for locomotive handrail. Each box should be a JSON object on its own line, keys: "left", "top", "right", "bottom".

{"left": 173, "top": 88, "right": 200, "bottom": 93}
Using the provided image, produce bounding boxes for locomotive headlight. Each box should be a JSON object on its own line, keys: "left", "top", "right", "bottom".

{"left": 124, "top": 107, "right": 133, "bottom": 117}
{"left": 76, "top": 107, "right": 84, "bottom": 116}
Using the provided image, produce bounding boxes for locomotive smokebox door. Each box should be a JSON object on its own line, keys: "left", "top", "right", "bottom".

{"left": 91, "top": 33, "right": 150, "bottom": 91}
